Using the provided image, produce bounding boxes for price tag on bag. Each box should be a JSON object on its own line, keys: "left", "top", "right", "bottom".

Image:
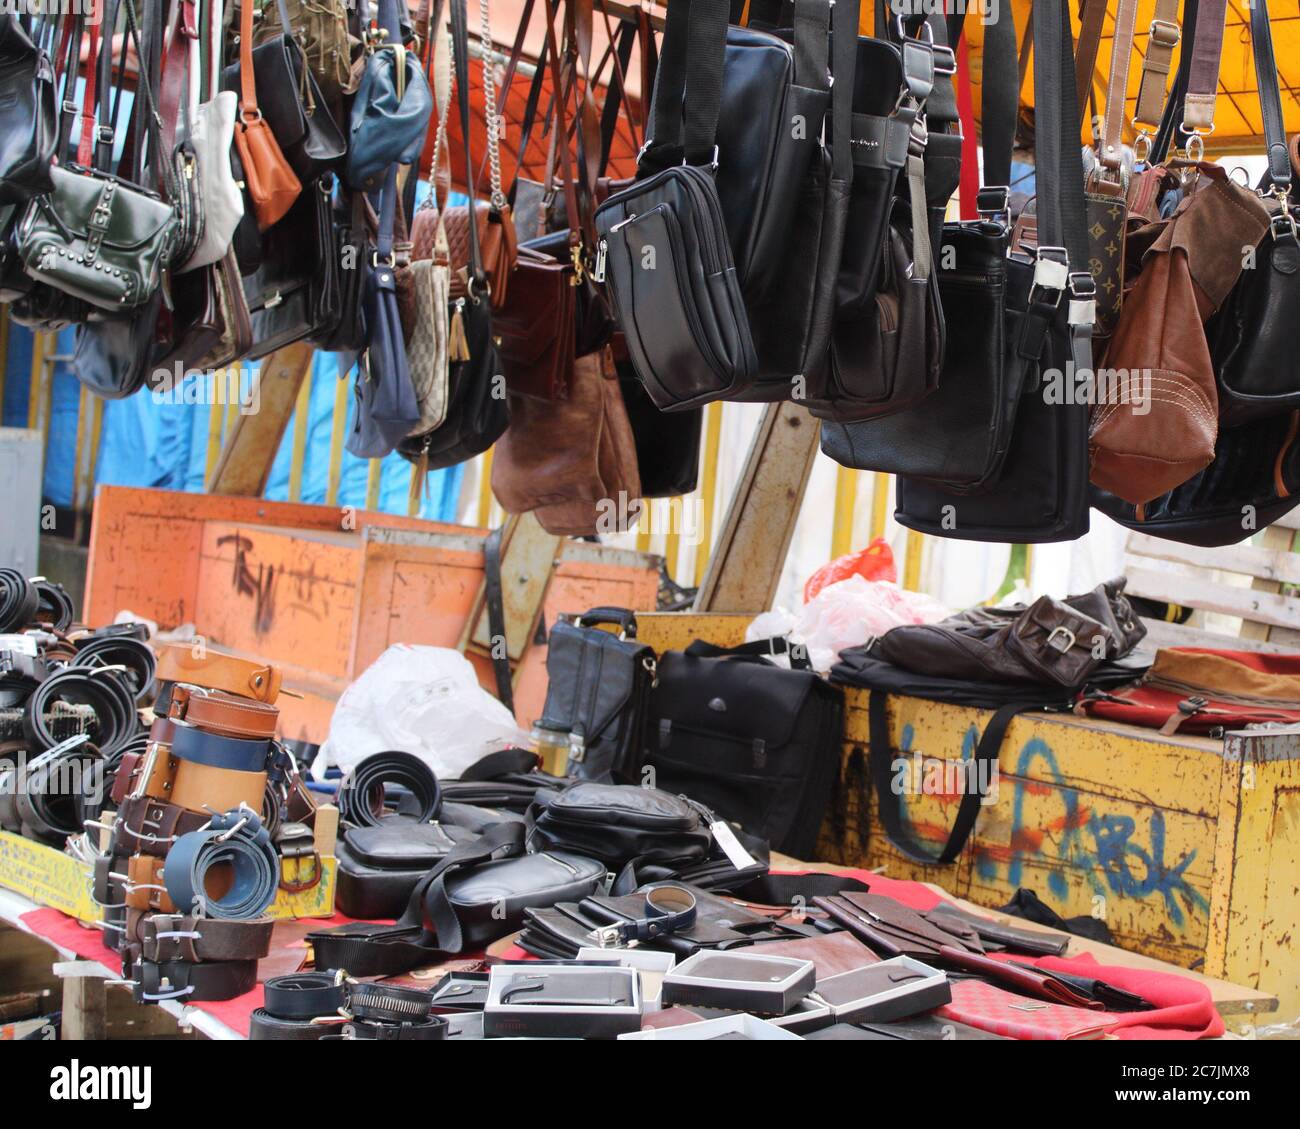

{"left": 711, "top": 820, "right": 759, "bottom": 871}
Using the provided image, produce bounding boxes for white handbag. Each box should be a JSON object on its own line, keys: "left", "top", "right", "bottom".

{"left": 177, "top": 0, "right": 244, "bottom": 272}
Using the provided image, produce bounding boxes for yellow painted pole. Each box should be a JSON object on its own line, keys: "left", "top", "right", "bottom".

{"left": 326, "top": 365, "right": 351, "bottom": 507}
{"left": 693, "top": 401, "right": 722, "bottom": 585}
{"left": 635, "top": 500, "right": 653, "bottom": 554}
{"left": 475, "top": 449, "right": 494, "bottom": 527}
{"left": 27, "top": 331, "right": 48, "bottom": 431}
{"left": 72, "top": 383, "right": 90, "bottom": 510}
{"left": 365, "top": 458, "right": 383, "bottom": 512}
{"left": 831, "top": 465, "right": 859, "bottom": 559}
{"left": 288, "top": 369, "right": 313, "bottom": 502}
{"left": 903, "top": 530, "right": 924, "bottom": 591}
{"left": 204, "top": 369, "right": 225, "bottom": 486}
{"left": 663, "top": 497, "right": 682, "bottom": 582}
{"left": 870, "top": 472, "right": 890, "bottom": 541}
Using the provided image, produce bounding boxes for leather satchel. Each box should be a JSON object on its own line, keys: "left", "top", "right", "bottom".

{"left": 536, "top": 608, "right": 656, "bottom": 783}
{"left": 0, "top": 14, "right": 56, "bottom": 206}
{"left": 440, "top": 199, "right": 516, "bottom": 307}
{"left": 228, "top": 0, "right": 301, "bottom": 229}
{"left": 222, "top": 0, "right": 347, "bottom": 184}
{"left": 494, "top": 245, "right": 575, "bottom": 401}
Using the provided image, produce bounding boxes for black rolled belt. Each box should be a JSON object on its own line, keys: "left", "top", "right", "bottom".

{"left": 263, "top": 971, "right": 349, "bottom": 1020}
{"left": 139, "top": 913, "right": 275, "bottom": 963}
{"left": 33, "top": 579, "right": 75, "bottom": 632}
{"left": 14, "top": 735, "right": 104, "bottom": 844}
{"left": 593, "top": 884, "right": 698, "bottom": 947}
{"left": 342, "top": 1014, "right": 448, "bottom": 1041}
{"left": 248, "top": 1008, "right": 343, "bottom": 1041}
{"left": 132, "top": 958, "right": 259, "bottom": 1003}
{"left": 0, "top": 568, "right": 39, "bottom": 633}
{"left": 337, "top": 750, "right": 441, "bottom": 828}
{"left": 169, "top": 722, "right": 271, "bottom": 774}
{"left": 72, "top": 634, "right": 157, "bottom": 703}
{"left": 23, "top": 667, "right": 137, "bottom": 755}
{"left": 346, "top": 981, "right": 434, "bottom": 1023}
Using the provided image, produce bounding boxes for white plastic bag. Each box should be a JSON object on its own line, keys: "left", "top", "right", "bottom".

{"left": 315, "top": 644, "right": 529, "bottom": 781}
{"left": 791, "top": 576, "right": 949, "bottom": 672}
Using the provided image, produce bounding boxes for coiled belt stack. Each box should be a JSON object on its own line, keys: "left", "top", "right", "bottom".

{"left": 250, "top": 972, "right": 447, "bottom": 1041}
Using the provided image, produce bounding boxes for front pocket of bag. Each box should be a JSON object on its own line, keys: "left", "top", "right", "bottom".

{"left": 609, "top": 205, "right": 730, "bottom": 408}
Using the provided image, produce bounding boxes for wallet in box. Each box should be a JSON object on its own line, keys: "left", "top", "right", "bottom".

{"left": 485, "top": 964, "right": 642, "bottom": 1039}
{"left": 811, "top": 956, "right": 950, "bottom": 1024}
{"left": 661, "top": 950, "right": 816, "bottom": 1015}
{"left": 937, "top": 979, "right": 1120, "bottom": 1040}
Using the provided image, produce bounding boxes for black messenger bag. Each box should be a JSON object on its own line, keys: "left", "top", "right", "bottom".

{"left": 334, "top": 821, "right": 481, "bottom": 920}
{"left": 645, "top": 638, "right": 844, "bottom": 860}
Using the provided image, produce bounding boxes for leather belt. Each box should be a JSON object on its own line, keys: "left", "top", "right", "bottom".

{"left": 248, "top": 1008, "right": 341, "bottom": 1041}
{"left": 101, "top": 902, "right": 127, "bottom": 954}
{"left": 263, "top": 971, "right": 349, "bottom": 1020}
{"left": 33, "top": 580, "right": 75, "bottom": 632}
{"left": 167, "top": 684, "right": 279, "bottom": 739}
{"left": 23, "top": 667, "right": 137, "bottom": 756}
{"left": 163, "top": 808, "right": 279, "bottom": 919}
{"left": 125, "top": 853, "right": 175, "bottom": 912}
{"left": 593, "top": 885, "right": 698, "bottom": 947}
{"left": 0, "top": 568, "right": 39, "bottom": 632}
{"left": 338, "top": 750, "right": 442, "bottom": 827}
{"left": 155, "top": 643, "right": 283, "bottom": 704}
{"left": 346, "top": 981, "right": 434, "bottom": 1023}
{"left": 169, "top": 721, "right": 270, "bottom": 773}
{"left": 132, "top": 957, "right": 259, "bottom": 1003}
{"left": 112, "top": 795, "right": 210, "bottom": 857}
{"left": 139, "top": 912, "right": 275, "bottom": 962}
{"left": 12, "top": 735, "right": 104, "bottom": 844}
{"left": 71, "top": 634, "right": 156, "bottom": 703}
{"left": 115, "top": 743, "right": 267, "bottom": 813}
{"left": 340, "top": 1014, "right": 448, "bottom": 1041}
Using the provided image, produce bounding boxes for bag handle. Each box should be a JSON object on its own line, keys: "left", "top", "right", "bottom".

{"left": 575, "top": 606, "right": 638, "bottom": 638}
{"left": 449, "top": 0, "right": 487, "bottom": 289}
{"left": 1150, "top": 0, "right": 1199, "bottom": 165}
{"left": 642, "top": 0, "right": 729, "bottom": 169}
{"left": 683, "top": 636, "right": 813, "bottom": 671}
{"left": 1249, "top": 0, "right": 1292, "bottom": 197}
{"left": 1132, "top": 0, "right": 1182, "bottom": 148}
{"left": 1182, "top": 0, "right": 1229, "bottom": 145}
{"left": 1097, "top": 0, "right": 1141, "bottom": 175}
{"left": 1073, "top": 0, "right": 1106, "bottom": 135}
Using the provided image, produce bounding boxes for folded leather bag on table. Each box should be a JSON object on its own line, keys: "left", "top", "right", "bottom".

{"left": 645, "top": 637, "right": 844, "bottom": 861}
{"left": 1078, "top": 646, "right": 1300, "bottom": 736}
{"left": 335, "top": 819, "right": 482, "bottom": 919}
{"left": 536, "top": 608, "right": 656, "bottom": 783}
{"left": 309, "top": 822, "right": 605, "bottom": 975}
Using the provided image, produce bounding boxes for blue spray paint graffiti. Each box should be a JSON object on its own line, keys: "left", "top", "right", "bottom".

{"left": 894, "top": 724, "right": 1209, "bottom": 928}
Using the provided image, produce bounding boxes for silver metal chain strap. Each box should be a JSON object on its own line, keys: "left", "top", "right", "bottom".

{"left": 478, "top": 0, "right": 508, "bottom": 209}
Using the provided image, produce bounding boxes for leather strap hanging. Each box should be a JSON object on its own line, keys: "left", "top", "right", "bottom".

{"left": 1099, "top": 0, "right": 1140, "bottom": 173}
{"left": 1133, "top": 0, "right": 1182, "bottom": 137}
{"left": 1182, "top": 0, "right": 1229, "bottom": 136}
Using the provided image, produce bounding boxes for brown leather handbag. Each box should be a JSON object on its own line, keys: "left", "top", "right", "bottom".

{"left": 491, "top": 348, "right": 641, "bottom": 536}
{"left": 231, "top": 0, "right": 301, "bottom": 230}
{"left": 494, "top": 245, "right": 576, "bottom": 400}
{"left": 1090, "top": 164, "right": 1269, "bottom": 504}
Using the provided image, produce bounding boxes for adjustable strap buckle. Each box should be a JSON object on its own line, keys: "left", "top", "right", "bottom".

{"left": 976, "top": 186, "right": 1011, "bottom": 222}
{"left": 1068, "top": 271, "right": 1097, "bottom": 327}
{"left": 1046, "top": 626, "right": 1077, "bottom": 654}
{"left": 1028, "top": 247, "right": 1070, "bottom": 308}
{"left": 1149, "top": 18, "right": 1180, "bottom": 49}
{"left": 930, "top": 44, "right": 957, "bottom": 77}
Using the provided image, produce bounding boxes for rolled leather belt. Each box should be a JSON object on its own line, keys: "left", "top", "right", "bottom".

{"left": 341, "top": 1014, "right": 448, "bottom": 1041}
{"left": 155, "top": 644, "right": 283, "bottom": 704}
{"left": 163, "top": 808, "right": 279, "bottom": 919}
{"left": 346, "top": 981, "right": 435, "bottom": 1023}
{"left": 101, "top": 902, "right": 127, "bottom": 954}
{"left": 113, "top": 795, "right": 210, "bottom": 858}
{"left": 263, "top": 971, "right": 349, "bottom": 1020}
{"left": 0, "top": 764, "right": 22, "bottom": 832}
{"left": 169, "top": 721, "right": 270, "bottom": 774}
{"left": 132, "top": 957, "right": 259, "bottom": 1003}
{"left": 167, "top": 684, "right": 279, "bottom": 739}
{"left": 125, "top": 853, "right": 175, "bottom": 912}
{"left": 93, "top": 852, "right": 129, "bottom": 907}
{"left": 248, "top": 1008, "right": 342, "bottom": 1041}
{"left": 14, "top": 736, "right": 104, "bottom": 844}
{"left": 337, "top": 750, "right": 442, "bottom": 828}
{"left": 592, "top": 884, "right": 699, "bottom": 947}
{"left": 139, "top": 913, "right": 275, "bottom": 963}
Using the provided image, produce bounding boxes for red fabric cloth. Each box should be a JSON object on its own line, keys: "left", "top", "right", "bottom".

{"left": 18, "top": 866, "right": 1223, "bottom": 1040}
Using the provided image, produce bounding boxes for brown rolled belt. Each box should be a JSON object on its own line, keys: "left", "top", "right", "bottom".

{"left": 113, "top": 738, "right": 266, "bottom": 813}
{"left": 167, "top": 684, "right": 279, "bottom": 739}
{"left": 113, "top": 795, "right": 210, "bottom": 857}
{"left": 155, "top": 644, "right": 282, "bottom": 704}
{"left": 137, "top": 912, "right": 275, "bottom": 963}
{"left": 125, "top": 854, "right": 176, "bottom": 912}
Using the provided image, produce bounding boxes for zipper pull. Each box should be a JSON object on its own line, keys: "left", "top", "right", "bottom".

{"left": 593, "top": 237, "right": 607, "bottom": 283}
{"left": 449, "top": 298, "right": 470, "bottom": 361}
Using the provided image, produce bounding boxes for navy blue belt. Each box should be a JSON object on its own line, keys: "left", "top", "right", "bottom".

{"left": 169, "top": 721, "right": 270, "bottom": 774}
{"left": 594, "top": 885, "right": 698, "bottom": 947}
{"left": 163, "top": 808, "right": 279, "bottom": 920}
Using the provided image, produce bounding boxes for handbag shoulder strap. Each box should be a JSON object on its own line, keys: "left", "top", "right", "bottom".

{"left": 1073, "top": 0, "right": 1106, "bottom": 132}
{"left": 642, "top": 0, "right": 729, "bottom": 169}
{"left": 1249, "top": 0, "right": 1292, "bottom": 195}
{"left": 1133, "top": 0, "right": 1182, "bottom": 140}
{"left": 1151, "top": 0, "right": 1198, "bottom": 164}
{"left": 1182, "top": 0, "right": 1229, "bottom": 140}
{"left": 237, "top": 0, "right": 260, "bottom": 116}
{"left": 1097, "top": 0, "right": 1141, "bottom": 174}
{"left": 977, "top": 0, "right": 1016, "bottom": 194}
{"left": 449, "top": 0, "right": 487, "bottom": 288}
{"left": 683, "top": 636, "right": 813, "bottom": 671}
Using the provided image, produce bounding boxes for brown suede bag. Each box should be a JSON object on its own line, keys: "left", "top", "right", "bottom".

{"left": 1090, "top": 165, "right": 1269, "bottom": 503}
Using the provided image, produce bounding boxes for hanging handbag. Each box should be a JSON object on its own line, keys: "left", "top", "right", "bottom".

{"left": 593, "top": 0, "right": 757, "bottom": 410}
{"left": 228, "top": 0, "right": 301, "bottom": 229}
{"left": 314, "top": 187, "right": 371, "bottom": 355}
{"left": 222, "top": 0, "right": 347, "bottom": 184}
{"left": 1207, "top": 0, "right": 1300, "bottom": 427}
{"left": 397, "top": 0, "right": 509, "bottom": 476}
{"left": 227, "top": 0, "right": 357, "bottom": 107}
{"left": 614, "top": 347, "right": 702, "bottom": 497}
{"left": 347, "top": 165, "right": 421, "bottom": 459}
{"left": 177, "top": 0, "right": 245, "bottom": 272}
{"left": 820, "top": 6, "right": 1022, "bottom": 488}
{"left": 0, "top": 14, "right": 56, "bottom": 206}
{"left": 345, "top": 0, "right": 432, "bottom": 191}
{"left": 892, "top": 0, "right": 1096, "bottom": 544}
{"left": 157, "top": 248, "right": 254, "bottom": 376}
{"left": 536, "top": 608, "right": 656, "bottom": 784}
{"left": 243, "top": 174, "right": 341, "bottom": 358}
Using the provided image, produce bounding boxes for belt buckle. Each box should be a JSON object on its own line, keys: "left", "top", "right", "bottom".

{"left": 1046, "top": 626, "right": 1077, "bottom": 654}
{"left": 590, "top": 924, "right": 631, "bottom": 949}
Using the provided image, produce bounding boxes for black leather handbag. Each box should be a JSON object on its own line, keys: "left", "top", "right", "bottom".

{"left": 398, "top": 0, "right": 509, "bottom": 473}
{"left": 311, "top": 188, "right": 370, "bottom": 355}
{"left": 820, "top": 6, "right": 1022, "bottom": 486}
{"left": 646, "top": 638, "right": 844, "bottom": 860}
{"left": 347, "top": 167, "right": 420, "bottom": 458}
{"left": 594, "top": 0, "right": 756, "bottom": 410}
{"left": 893, "top": 0, "right": 1096, "bottom": 544}
{"left": 0, "top": 14, "right": 56, "bottom": 206}
{"left": 335, "top": 820, "right": 482, "bottom": 920}
{"left": 616, "top": 354, "right": 702, "bottom": 497}
{"left": 221, "top": 0, "right": 346, "bottom": 183}
{"left": 528, "top": 782, "right": 714, "bottom": 873}
{"left": 243, "top": 174, "right": 340, "bottom": 359}
{"left": 536, "top": 607, "right": 656, "bottom": 784}
{"left": 1207, "top": 0, "right": 1298, "bottom": 428}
